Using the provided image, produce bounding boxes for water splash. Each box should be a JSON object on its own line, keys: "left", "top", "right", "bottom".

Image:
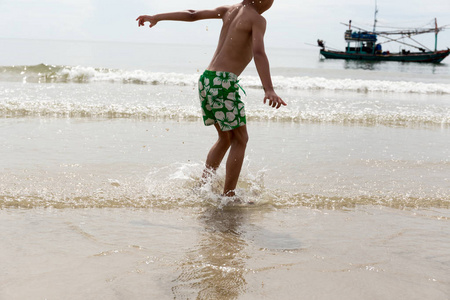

{"left": 1, "top": 162, "right": 448, "bottom": 210}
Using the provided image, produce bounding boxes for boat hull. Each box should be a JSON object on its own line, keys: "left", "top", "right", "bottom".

{"left": 320, "top": 49, "right": 450, "bottom": 63}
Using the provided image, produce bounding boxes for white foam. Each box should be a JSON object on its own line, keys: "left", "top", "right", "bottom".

{"left": 59, "top": 67, "right": 450, "bottom": 94}
{"left": 1, "top": 98, "right": 448, "bottom": 125}
{"left": 59, "top": 66, "right": 200, "bottom": 86}
{"left": 2, "top": 64, "right": 450, "bottom": 94}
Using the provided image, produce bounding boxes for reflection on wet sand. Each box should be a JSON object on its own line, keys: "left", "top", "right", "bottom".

{"left": 172, "top": 207, "right": 249, "bottom": 300}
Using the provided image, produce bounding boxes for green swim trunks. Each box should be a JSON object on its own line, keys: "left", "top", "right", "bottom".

{"left": 198, "top": 70, "right": 246, "bottom": 131}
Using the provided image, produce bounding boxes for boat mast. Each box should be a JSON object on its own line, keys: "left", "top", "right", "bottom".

{"left": 373, "top": 0, "right": 378, "bottom": 32}
{"left": 434, "top": 18, "right": 438, "bottom": 52}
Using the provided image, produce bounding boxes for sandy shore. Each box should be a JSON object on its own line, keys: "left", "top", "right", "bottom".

{"left": 1, "top": 206, "right": 448, "bottom": 299}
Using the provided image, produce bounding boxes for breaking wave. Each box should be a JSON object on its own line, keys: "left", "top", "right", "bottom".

{"left": 1, "top": 100, "right": 448, "bottom": 126}
{"left": 2, "top": 64, "right": 450, "bottom": 94}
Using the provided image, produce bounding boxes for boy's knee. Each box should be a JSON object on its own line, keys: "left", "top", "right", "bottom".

{"left": 231, "top": 130, "right": 248, "bottom": 146}
{"left": 222, "top": 137, "right": 232, "bottom": 148}
{"left": 241, "top": 132, "right": 249, "bottom": 145}
{"left": 218, "top": 133, "right": 232, "bottom": 147}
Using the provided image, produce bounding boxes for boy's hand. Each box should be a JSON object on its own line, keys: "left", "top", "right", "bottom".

{"left": 136, "top": 15, "right": 158, "bottom": 28}
{"left": 264, "top": 91, "right": 287, "bottom": 109}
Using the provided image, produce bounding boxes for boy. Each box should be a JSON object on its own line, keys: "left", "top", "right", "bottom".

{"left": 137, "top": 0, "right": 286, "bottom": 198}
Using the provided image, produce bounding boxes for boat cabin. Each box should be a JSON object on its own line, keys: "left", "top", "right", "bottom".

{"left": 344, "top": 30, "right": 379, "bottom": 54}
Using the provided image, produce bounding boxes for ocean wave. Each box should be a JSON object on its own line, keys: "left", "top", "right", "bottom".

{"left": 2, "top": 64, "right": 450, "bottom": 94}
{"left": 1, "top": 100, "right": 448, "bottom": 126}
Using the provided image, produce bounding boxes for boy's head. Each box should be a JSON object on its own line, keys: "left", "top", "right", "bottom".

{"left": 246, "top": 0, "right": 274, "bottom": 14}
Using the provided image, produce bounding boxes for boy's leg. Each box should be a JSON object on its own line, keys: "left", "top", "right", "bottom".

{"left": 223, "top": 125, "right": 248, "bottom": 197}
{"left": 203, "top": 123, "right": 231, "bottom": 179}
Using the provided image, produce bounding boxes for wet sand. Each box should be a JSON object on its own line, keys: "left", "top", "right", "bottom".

{"left": 1, "top": 206, "right": 449, "bottom": 299}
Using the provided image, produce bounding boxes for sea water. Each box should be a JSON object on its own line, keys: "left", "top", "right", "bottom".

{"left": 0, "top": 39, "right": 449, "bottom": 299}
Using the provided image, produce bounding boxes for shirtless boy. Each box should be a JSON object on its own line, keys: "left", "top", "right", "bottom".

{"left": 137, "top": 0, "right": 286, "bottom": 197}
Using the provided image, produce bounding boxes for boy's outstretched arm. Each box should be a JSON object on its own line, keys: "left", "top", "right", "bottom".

{"left": 136, "top": 6, "right": 229, "bottom": 28}
{"left": 252, "top": 18, "right": 287, "bottom": 109}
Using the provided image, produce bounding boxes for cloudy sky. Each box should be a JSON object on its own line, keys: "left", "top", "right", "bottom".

{"left": 1, "top": 0, "right": 449, "bottom": 50}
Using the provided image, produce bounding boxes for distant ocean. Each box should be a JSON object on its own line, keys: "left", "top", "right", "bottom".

{"left": 1, "top": 38, "right": 449, "bottom": 299}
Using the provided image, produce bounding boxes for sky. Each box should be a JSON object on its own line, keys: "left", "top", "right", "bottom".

{"left": 1, "top": 0, "right": 449, "bottom": 50}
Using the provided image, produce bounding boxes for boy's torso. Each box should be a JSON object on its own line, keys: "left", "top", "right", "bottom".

{"left": 208, "top": 4, "right": 262, "bottom": 76}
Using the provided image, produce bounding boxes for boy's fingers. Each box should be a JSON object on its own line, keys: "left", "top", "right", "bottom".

{"left": 271, "top": 98, "right": 276, "bottom": 108}
{"left": 264, "top": 96, "right": 286, "bottom": 109}
{"left": 274, "top": 98, "right": 286, "bottom": 109}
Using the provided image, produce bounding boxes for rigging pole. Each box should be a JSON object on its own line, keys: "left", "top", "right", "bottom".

{"left": 373, "top": 0, "right": 378, "bottom": 32}
{"left": 434, "top": 18, "right": 438, "bottom": 52}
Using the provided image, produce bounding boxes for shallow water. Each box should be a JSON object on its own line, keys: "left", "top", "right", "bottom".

{"left": 1, "top": 117, "right": 449, "bottom": 209}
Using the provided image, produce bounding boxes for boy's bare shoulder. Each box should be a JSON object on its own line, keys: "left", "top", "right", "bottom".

{"left": 244, "top": 7, "right": 266, "bottom": 26}
{"left": 217, "top": 5, "right": 232, "bottom": 14}
{"left": 221, "top": 4, "right": 266, "bottom": 21}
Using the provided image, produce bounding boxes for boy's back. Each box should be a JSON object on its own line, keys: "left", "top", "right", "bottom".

{"left": 208, "top": 4, "right": 262, "bottom": 75}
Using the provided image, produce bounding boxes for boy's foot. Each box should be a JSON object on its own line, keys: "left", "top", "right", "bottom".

{"left": 222, "top": 194, "right": 255, "bottom": 205}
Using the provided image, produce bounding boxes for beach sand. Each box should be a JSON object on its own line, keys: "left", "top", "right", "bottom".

{"left": 1, "top": 206, "right": 449, "bottom": 299}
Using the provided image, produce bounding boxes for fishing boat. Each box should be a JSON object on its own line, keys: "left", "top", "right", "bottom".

{"left": 318, "top": 4, "right": 449, "bottom": 63}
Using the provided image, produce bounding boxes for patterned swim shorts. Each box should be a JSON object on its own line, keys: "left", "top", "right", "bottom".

{"left": 198, "top": 70, "right": 246, "bottom": 131}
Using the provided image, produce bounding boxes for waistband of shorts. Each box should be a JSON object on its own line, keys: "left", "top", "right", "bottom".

{"left": 202, "top": 70, "right": 238, "bottom": 82}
